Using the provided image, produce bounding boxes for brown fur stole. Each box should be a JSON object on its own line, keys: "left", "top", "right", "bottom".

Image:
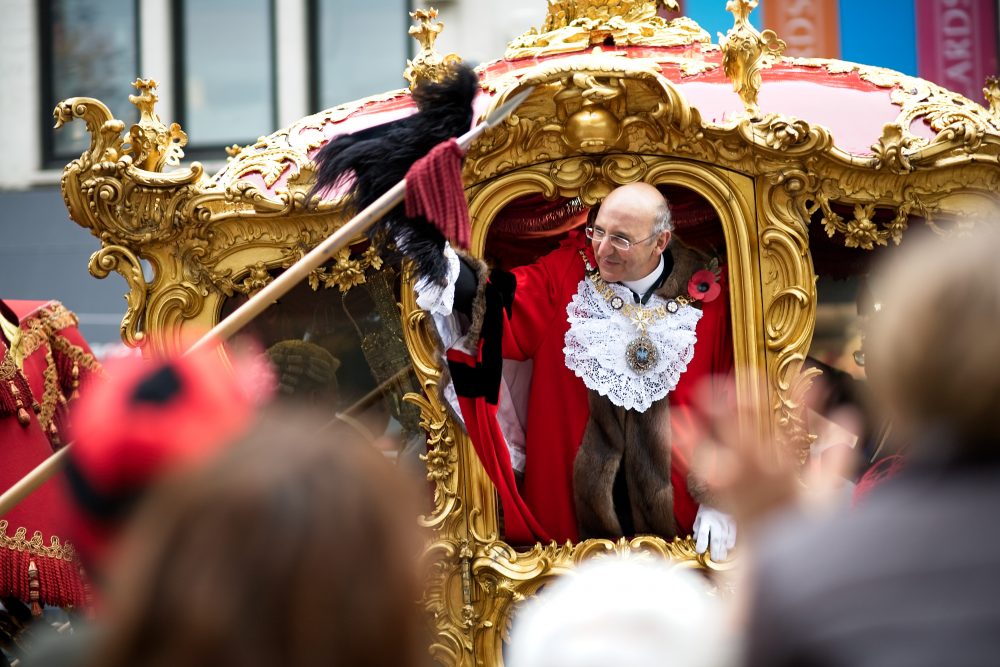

{"left": 572, "top": 242, "right": 712, "bottom": 539}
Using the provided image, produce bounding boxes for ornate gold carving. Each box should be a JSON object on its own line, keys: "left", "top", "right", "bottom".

{"left": 758, "top": 170, "right": 820, "bottom": 461}
{"left": 57, "top": 84, "right": 403, "bottom": 354}
{"left": 720, "top": 0, "right": 786, "bottom": 118}
{"left": 89, "top": 245, "right": 148, "bottom": 346}
{"left": 125, "top": 78, "right": 188, "bottom": 171}
{"left": 307, "top": 247, "right": 384, "bottom": 293}
{"left": 871, "top": 123, "right": 916, "bottom": 174}
{"left": 0, "top": 520, "right": 76, "bottom": 562}
{"left": 816, "top": 197, "right": 912, "bottom": 250}
{"left": 404, "top": 8, "right": 463, "bottom": 90}
{"left": 505, "top": 0, "right": 710, "bottom": 60}
{"left": 890, "top": 77, "right": 1000, "bottom": 162}
{"left": 984, "top": 76, "right": 1000, "bottom": 118}
{"left": 786, "top": 58, "right": 1000, "bottom": 163}
{"left": 471, "top": 536, "right": 730, "bottom": 663}
{"left": 784, "top": 57, "right": 903, "bottom": 89}
{"left": 466, "top": 54, "right": 703, "bottom": 185}
{"left": 219, "top": 89, "right": 406, "bottom": 210}
{"left": 400, "top": 265, "right": 469, "bottom": 533}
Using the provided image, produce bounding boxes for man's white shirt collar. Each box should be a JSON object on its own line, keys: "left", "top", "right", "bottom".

{"left": 621, "top": 255, "right": 665, "bottom": 298}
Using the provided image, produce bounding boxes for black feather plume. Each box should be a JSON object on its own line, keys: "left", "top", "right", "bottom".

{"left": 311, "top": 64, "right": 479, "bottom": 283}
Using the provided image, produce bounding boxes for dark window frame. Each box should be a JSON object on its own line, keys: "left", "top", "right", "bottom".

{"left": 171, "top": 0, "right": 278, "bottom": 158}
{"left": 38, "top": 0, "right": 142, "bottom": 169}
{"left": 307, "top": 0, "right": 412, "bottom": 114}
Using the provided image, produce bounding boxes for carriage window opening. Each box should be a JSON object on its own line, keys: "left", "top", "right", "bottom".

{"left": 310, "top": 0, "right": 409, "bottom": 111}
{"left": 39, "top": 0, "right": 139, "bottom": 167}
{"left": 174, "top": 0, "right": 276, "bottom": 149}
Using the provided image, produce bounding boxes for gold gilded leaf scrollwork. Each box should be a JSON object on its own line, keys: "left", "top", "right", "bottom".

{"left": 984, "top": 76, "right": 1000, "bottom": 119}
{"left": 57, "top": 91, "right": 208, "bottom": 249}
{"left": 720, "top": 0, "right": 786, "bottom": 118}
{"left": 466, "top": 54, "right": 701, "bottom": 186}
{"left": 548, "top": 153, "right": 649, "bottom": 204}
{"left": 505, "top": 0, "right": 709, "bottom": 60}
{"left": 125, "top": 78, "right": 188, "bottom": 171}
{"left": 399, "top": 267, "right": 464, "bottom": 532}
{"left": 743, "top": 113, "right": 832, "bottom": 154}
{"left": 889, "top": 78, "right": 1000, "bottom": 159}
{"left": 423, "top": 539, "right": 474, "bottom": 665}
{"left": 88, "top": 245, "right": 148, "bottom": 348}
{"left": 816, "top": 194, "right": 914, "bottom": 249}
{"left": 759, "top": 171, "right": 819, "bottom": 461}
{"left": 471, "top": 536, "right": 730, "bottom": 664}
{"left": 53, "top": 98, "right": 125, "bottom": 175}
{"left": 871, "top": 123, "right": 915, "bottom": 174}
{"left": 306, "top": 246, "right": 384, "bottom": 293}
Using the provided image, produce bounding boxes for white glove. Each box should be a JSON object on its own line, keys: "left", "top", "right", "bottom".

{"left": 693, "top": 505, "right": 737, "bottom": 561}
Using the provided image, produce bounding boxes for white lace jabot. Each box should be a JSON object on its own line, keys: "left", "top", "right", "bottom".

{"left": 563, "top": 276, "right": 701, "bottom": 412}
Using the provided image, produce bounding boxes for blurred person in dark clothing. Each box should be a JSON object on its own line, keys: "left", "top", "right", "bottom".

{"left": 731, "top": 226, "right": 1000, "bottom": 667}
{"left": 88, "top": 407, "right": 427, "bottom": 667}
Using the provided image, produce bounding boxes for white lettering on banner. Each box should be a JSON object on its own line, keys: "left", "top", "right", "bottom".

{"left": 941, "top": 3, "right": 974, "bottom": 87}
{"left": 785, "top": 17, "right": 816, "bottom": 50}
{"left": 780, "top": 0, "right": 818, "bottom": 57}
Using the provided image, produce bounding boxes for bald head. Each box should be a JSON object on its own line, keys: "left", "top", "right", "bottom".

{"left": 590, "top": 183, "right": 673, "bottom": 283}
{"left": 601, "top": 183, "right": 673, "bottom": 235}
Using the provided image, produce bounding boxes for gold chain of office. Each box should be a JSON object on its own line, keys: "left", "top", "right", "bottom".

{"left": 579, "top": 250, "right": 691, "bottom": 374}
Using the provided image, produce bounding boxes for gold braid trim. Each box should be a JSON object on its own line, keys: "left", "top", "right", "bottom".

{"left": 19, "top": 303, "right": 79, "bottom": 358}
{"left": 36, "top": 347, "right": 62, "bottom": 439}
{"left": 0, "top": 520, "right": 77, "bottom": 561}
{"left": 49, "top": 334, "right": 103, "bottom": 377}
{"left": 15, "top": 302, "right": 101, "bottom": 447}
{"left": 0, "top": 344, "right": 19, "bottom": 381}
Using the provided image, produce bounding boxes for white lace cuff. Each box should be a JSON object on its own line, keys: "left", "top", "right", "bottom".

{"left": 414, "top": 242, "right": 460, "bottom": 316}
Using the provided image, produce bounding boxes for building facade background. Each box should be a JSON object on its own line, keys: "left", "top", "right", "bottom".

{"left": 0, "top": 0, "right": 997, "bottom": 352}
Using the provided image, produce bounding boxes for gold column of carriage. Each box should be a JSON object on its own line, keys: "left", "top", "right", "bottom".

{"left": 58, "top": 1, "right": 1000, "bottom": 664}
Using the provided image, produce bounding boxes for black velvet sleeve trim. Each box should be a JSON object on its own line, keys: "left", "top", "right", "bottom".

{"left": 447, "top": 269, "right": 516, "bottom": 406}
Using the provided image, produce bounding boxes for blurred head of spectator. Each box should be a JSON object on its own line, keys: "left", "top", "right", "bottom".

{"left": 90, "top": 407, "right": 426, "bottom": 667}
{"left": 866, "top": 226, "right": 1000, "bottom": 456}
{"left": 506, "top": 557, "right": 735, "bottom": 667}
{"left": 66, "top": 346, "right": 269, "bottom": 573}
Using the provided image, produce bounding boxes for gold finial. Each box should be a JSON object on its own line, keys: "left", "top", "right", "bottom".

{"left": 126, "top": 78, "right": 187, "bottom": 171}
{"left": 543, "top": 0, "right": 676, "bottom": 29}
{"left": 984, "top": 76, "right": 1000, "bottom": 118}
{"left": 507, "top": 0, "right": 704, "bottom": 61}
{"left": 720, "top": 0, "right": 786, "bottom": 118}
{"left": 403, "top": 8, "right": 462, "bottom": 90}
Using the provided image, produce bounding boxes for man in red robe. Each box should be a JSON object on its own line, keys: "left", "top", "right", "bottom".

{"left": 438, "top": 183, "right": 736, "bottom": 559}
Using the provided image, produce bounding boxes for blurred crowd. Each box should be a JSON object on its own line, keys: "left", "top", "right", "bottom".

{"left": 2, "top": 224, "right": 1000, "bottom": 666}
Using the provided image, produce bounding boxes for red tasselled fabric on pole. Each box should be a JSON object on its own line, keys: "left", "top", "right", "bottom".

{"left": 404, "top": 138, "right": 470, "bottom": 250}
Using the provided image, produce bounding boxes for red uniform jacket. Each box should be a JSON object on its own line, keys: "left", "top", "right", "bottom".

{"left": 0, "top": 300, "right": 101, "bottom": 609}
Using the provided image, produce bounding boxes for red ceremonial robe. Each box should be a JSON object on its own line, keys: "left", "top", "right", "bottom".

{"left": 0, "top": 300, "right": 100, "bottom": 609}
{"left": 448, "top": 232, "right": 733, "bottom": 544}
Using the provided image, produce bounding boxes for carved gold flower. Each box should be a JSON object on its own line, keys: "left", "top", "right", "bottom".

{"left": 760, "top": 117, "right": 806, "bottom": 151}
{"left": 844, "top": 204, "right": 884, "bottom": 250}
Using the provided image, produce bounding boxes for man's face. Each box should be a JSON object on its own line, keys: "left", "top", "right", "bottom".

{"left": 591, "top": 195, "right": 670, "bottom": 283}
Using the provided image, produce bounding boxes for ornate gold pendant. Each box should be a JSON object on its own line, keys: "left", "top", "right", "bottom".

{"left": 626, "top": 335, "right": 658, "bottom": 374}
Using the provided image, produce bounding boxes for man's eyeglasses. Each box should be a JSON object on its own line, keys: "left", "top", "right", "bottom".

{"left": 585, "top": 225, "right": 659, "bottom": 252}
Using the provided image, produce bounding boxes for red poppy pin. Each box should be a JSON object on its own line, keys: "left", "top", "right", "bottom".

{"left": 687, "top": 269, "right": 721, "bottom": 303}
